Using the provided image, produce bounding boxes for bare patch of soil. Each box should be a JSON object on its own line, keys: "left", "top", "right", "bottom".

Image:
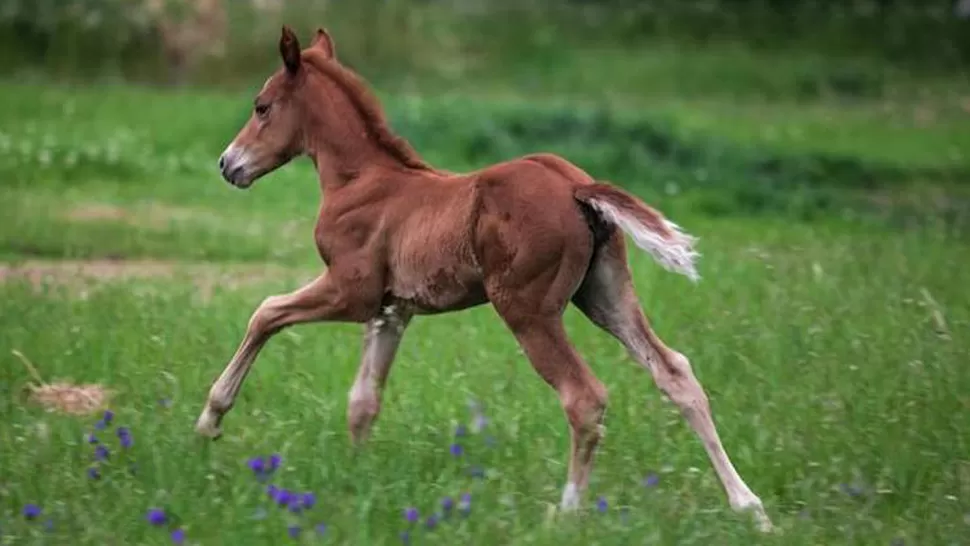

{"left": 64, "top": 203, "right": 131, "bottom": 222}
{"left": 63, "top": 202, "right": 214, "bottom": 229}
{"left": 1, "top": 258, "right": 179, "bottom": 285}
{"left": 0, "top": 259, "right": 314, "bottom": 300}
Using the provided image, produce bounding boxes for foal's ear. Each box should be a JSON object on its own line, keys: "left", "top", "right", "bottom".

{"left": 310, "top": 27, "right": 337, "bottom": 59}
{"left": 279, "top": 25, "right": 301, "bottom": 74}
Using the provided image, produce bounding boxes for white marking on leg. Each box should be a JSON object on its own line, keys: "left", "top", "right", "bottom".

{"left": 195, "top": 406, "right": 222, "bottom": 438}
{"left": 560, "top": 482, "right": 580, "bottom": 510}
{"left": 733, "top": 495, "right": 773, "bottom": 533}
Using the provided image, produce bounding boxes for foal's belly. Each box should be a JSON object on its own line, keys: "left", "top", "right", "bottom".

{"left": 389, "top": 264, "right": 489, "bottom": 315}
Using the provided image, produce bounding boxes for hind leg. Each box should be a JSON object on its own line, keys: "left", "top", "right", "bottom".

{"left": 572, "top": 236, "right": 773, "bottom": 531}
{"left": 482, "top": 239, "right": 608, "bottom": 511}
{"left": 497, "top": 312, "right": 608, "bottom": 511}
{"left": 347, "top": 305, "right": 412, "bottom": 446}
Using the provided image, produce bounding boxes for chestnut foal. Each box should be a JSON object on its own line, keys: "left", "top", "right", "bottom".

{"left": 195, "top": 26, "right": 773, "bottom": 531}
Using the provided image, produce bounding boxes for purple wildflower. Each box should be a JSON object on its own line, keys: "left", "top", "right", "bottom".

{"left": 404, "top": 507, "right": 419, "bottom": 524}
{"left": 94, "top": 419, "right": 107, "bottom": 430}
{"left": 171, "top": 528, "right": 186, "bottom": 545}
{"left": 468, "top": 465, "right": 485, "bottom": 479}
{"left": 117, "top": 427, "right": 133, "bottom": 448}
{"left": 43, "top": 519, "right": 54, "bottom": 532}
{"left": 301, "top": 492, "right": 316, "bottom": 509}
{"left": 102, "top": 410, "right": 114, "bottom": 424}
{"left": 274, "top": 489, "right": 293, "bottom": 507}
{"left": 455, "top": 424, "right": 467, "bottom": 437}
{"left": 400, "top": 531, "right": 411, "bottom": 544}
{"left": 23, "top": 504, "right": 41, "bottom": 520}
{"left": 269, "top": 454, "right": 282, "bottom": 471}
{"left": 248, "top": 457, "right": 266, "bottom": 475}
{"left": 643, "top": 473, "right": 659, "bottom": 488}
{"left": 146, "top": 508, "right": 167, "bottom": 526}
{"left": 87, "top": 467, "right": 101, "bottom": 480}
{"left": 159, "top": 398, "right": 173, "bottom": 409}
{"left": 441, "top": 497, "right": 454, "bottom": 514}
{"left": 94, "top": 445, "right": 110, "bottom": 461}
{"left": 425, "top": 514, "right": 439, "bottom": 529}
{"left": 473, "top": 414, "right": 488, "bottom": 432}
{"left": 314, "top": 523, "right": 327, "bottom": 535}
{"left": 449, "top": 443, "right": 463, "bottom": 457}
{"left": 288, "top": 503, "right": 302, "bottom": 515}
{"left": 287, "top": 525, "right": 301, "bottom": 539}
{"left": 596, "top": 496, "right": 608, "bottom": 513}
{"left": 85, "top": 433, "right": 98, "bottom": 444}
{"left": 266, "top": 484, "right": 279, "bottom": 499}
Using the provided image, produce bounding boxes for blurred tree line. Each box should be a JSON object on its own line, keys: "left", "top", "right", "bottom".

{"left": 0, "top": 0, "right": 967, "bottom": 87}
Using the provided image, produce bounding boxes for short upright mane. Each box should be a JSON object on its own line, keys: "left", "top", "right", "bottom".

{"left": 301, "top": 50, "right": 431, "bottom": 171}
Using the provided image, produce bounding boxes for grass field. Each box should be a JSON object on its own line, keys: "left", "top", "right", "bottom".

{"left": 2, "top": 42, "right": 970, "bottom": 545}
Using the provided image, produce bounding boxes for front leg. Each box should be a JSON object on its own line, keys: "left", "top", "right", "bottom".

{"left": 195, "top": 270, "right": 375, "bottom": 439}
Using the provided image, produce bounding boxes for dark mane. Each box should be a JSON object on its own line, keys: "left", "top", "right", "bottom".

{"left": 301, "top": 50, "right": 431, "bottom": 171}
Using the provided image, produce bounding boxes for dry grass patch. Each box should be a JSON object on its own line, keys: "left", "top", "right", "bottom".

{"left": 13, "top": 349, "right": 113, "bottom": 416}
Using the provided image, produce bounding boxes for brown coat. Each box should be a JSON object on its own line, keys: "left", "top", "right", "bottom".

{"left": 195, "top": 26, "right": 773, "bottom": 533}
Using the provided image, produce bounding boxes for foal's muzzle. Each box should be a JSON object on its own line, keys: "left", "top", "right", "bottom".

{"left": 218, "top": 145, "right": 251, "bottom": 188}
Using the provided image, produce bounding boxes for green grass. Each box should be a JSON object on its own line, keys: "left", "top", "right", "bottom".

{"left": 1, "top": 41, "right": 970, "bottom": 544}
{"left": 2, "top": 216, "right": 968, "bottom": 545}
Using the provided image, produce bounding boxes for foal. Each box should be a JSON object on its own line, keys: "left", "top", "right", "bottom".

{"left": 195, "top": 26, "right": 773, "bottom": 531}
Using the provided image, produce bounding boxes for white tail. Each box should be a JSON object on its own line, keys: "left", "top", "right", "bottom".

{"left": 580, "top": 191, "right": 700, "bottom": 282}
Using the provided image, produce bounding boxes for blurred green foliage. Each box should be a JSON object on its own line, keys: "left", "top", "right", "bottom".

{"left": 1, "top": 0, "right": 969, "bottom": 92}
{"left": 2, "top": 82, "right": 968, "bottom": 241}
{"left": 1, "top": 0, "right": 968, "bottom": 234}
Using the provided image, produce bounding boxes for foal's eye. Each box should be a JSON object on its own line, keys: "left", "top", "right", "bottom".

{"left": 254, "top": 103, "right": 270, "bottom": 118}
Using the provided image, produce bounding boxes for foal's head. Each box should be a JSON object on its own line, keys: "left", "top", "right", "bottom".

{"left": 217, "top": 26, "right": 338, "bottom": 188}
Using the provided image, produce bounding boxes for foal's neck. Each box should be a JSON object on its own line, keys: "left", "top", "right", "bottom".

{"left": 301, "top": 65, "right": 429, "bottom": 190}
{"left": 304, "top": 118, "right": 420, "bottom": 192}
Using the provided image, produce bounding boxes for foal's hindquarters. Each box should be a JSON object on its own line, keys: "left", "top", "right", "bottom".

{"left": 472, "top": 170, "right": 773, "bottom": 531}
{"left": 570, "top": 233, "right": 772, "bottom": 531}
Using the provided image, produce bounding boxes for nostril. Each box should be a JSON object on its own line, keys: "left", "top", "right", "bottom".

{"left": 218, "top": 155, "right": 226, "bottom": 170}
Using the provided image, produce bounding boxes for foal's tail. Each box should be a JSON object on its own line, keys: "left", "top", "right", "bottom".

{"left": 574, "top": 183, "right": 700, "bottom": 282}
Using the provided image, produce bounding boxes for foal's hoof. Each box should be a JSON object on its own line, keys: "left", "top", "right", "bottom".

{"left": 753, "top": 513, "right": 776, "bottom": 534}
{"left": 736, "top": 502, "right": 775, "bottom": 534}
{"left": 195, "top": 408, "right": 224, "bottom": 440}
